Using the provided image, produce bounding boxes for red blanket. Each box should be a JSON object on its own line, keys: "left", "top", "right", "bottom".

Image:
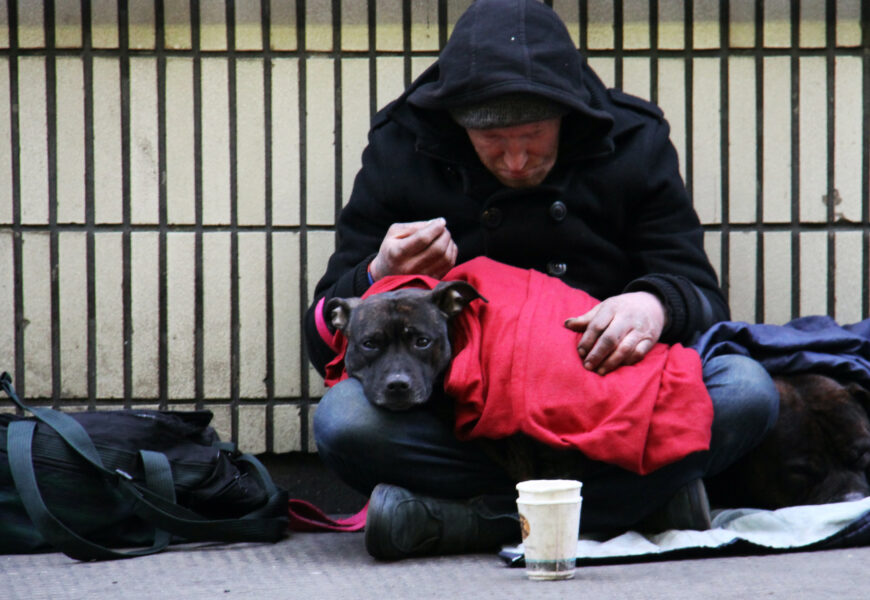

{"left": 324, "top": 257, "right": 712, "bottom": 475}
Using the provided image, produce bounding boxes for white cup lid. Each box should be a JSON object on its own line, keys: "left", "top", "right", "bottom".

{"left": 516, "top": 479, "right": 582, "bottom": 500}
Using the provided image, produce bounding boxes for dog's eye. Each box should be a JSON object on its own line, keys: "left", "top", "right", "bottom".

{"left": 414, "top": 336, "right": 431, "bottom": 349}
{"left": 361, "top": 339, "right": 380, "bottom": 350}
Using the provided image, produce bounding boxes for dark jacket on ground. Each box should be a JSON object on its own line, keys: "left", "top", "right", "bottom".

{"left": 304, "top": 0, "right": 728, "bottom": 375}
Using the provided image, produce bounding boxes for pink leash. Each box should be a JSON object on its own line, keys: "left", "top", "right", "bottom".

{"left": 287, "top": 499, "right": 368, "bottom": 532}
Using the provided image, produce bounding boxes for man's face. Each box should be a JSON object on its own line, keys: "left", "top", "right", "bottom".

{"left": 465, "top": 118, "right": 561, "bottom": 188}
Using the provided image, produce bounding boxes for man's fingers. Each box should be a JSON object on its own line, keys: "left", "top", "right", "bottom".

{"left": 579, "top": 329, "right": 620, "bottom": 372}
{"left": 396, "top": 218, "right": 447, "bottom": 254}
{"left": 568, "top": 306, "right": 611, "bottom": 361}
{"left": 373, "top": 219, "right": 452, "bottom": 280}
{"left": 563, "top": 315, "right": 589, "bottom": 331}
{"left": 412, "top": 231, "right": 457, "bottom": 278}
{"left": 447, "top": 238, "right": 458, "bottom": 265}
{"left": 385, "top": 220, "right": 428, "bottom": 239}
{"left": 564, "top": 292, "right": 666, "bottom": 373}
{"left": 426, "top": 234, "right": 459, "bottom": 278}
{"left": 564, "top": 304, "right": 601, "bottom": 333}
{"left": 595, "top": 332, "right": 651, "bottom": 375}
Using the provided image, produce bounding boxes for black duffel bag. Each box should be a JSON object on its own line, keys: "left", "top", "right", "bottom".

{"left": 0, "top": 372, "right": 288, "bottom": 560}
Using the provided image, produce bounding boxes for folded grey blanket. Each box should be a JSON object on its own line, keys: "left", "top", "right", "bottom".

{"left": 501, "top": 497, "right": 870, "bottom": 565}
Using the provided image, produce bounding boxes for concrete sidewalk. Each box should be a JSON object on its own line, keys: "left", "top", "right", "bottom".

{"left": 4, "top": 454, "right": 868, "bottom": 599}
{"left": 3, "top": 531, "right": 869, "bottom": 600}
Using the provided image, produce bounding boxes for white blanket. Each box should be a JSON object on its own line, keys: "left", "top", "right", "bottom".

{"left": 501, "top": 497, "right": 870, "bottom": 565}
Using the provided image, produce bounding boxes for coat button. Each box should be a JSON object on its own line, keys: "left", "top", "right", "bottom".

{"left": 549, "top": 200, "right": 567, "bottom": 222}
{"left": 481, "top": 207, "right": 503, "bottom": 229}
{"left": 547, "top": 261, "right": 567, "bottom": 277}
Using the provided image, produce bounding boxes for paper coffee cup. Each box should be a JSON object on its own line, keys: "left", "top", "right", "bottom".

{"left": 516, "top": 480, "right": 582, "bottom": 581}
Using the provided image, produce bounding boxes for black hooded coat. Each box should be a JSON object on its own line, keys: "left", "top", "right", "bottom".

{"left": 304, "top": 0, "right": 729, "bottom": 375}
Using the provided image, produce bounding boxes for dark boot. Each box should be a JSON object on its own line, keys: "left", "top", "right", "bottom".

{"left": 637, "top": 478, "right": 713, "bottom": 533}
{"left": 364, "top": 484, "right": 520, "bottom": 560}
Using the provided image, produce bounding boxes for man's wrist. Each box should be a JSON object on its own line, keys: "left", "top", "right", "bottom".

{"left": 624, "top": 275, "right": 686, "bottom": 342}
{"left": 642, "top": 290, "right": 669, "bottom": 330}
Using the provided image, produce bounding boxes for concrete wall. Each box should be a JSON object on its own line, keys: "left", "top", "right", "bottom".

{"left": 0, "top": 1, "right": 867, "bottom": 453}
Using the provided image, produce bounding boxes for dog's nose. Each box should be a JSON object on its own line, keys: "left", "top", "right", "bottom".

{"left": 386, "top": 375, "right": 411, "bottom": 393}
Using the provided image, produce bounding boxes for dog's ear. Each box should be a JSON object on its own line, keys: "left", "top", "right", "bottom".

{"left": 325, "top": 297, "right": 361, "bottom": 331}
{"left": 430, "top": 281, "right": 487, "bottom": 319}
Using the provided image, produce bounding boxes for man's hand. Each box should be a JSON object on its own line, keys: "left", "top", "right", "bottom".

{"left": 369, "top": 218, "right": 458, "bottom": 281}
{"left": 564, "top": 291, "right": 667, "bottom": 376}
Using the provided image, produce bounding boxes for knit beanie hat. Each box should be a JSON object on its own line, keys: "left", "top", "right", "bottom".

{"left": 449, "top": 92, "right": 569, "bottom": 130}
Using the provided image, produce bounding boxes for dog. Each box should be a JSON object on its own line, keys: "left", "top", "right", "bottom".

{"left": 707, "top": 373, "right": 870, "bottom": 510}
{"left": 325, "top": 281, "right": 484, "bottom": 411}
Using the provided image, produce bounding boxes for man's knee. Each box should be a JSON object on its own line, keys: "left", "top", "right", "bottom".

{"left": 704, "top": 354, "right": 779, "bottom": 427}
{"left": 702, "top": 354, "right": 780, "bottom": 473}
{"left": 313, "top": 378, "right": 380, "bottom": 458}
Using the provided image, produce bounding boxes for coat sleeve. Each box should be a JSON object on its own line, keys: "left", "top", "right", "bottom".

{"left": 303, "top": 124, "right": 417, "bottom": 375}
{"left": 622, "top": 119, "right": 730, "bottom": 344}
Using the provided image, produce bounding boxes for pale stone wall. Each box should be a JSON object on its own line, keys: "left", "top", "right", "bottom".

{"left": 0, "top": 1, "right": 867, "bottom": 453}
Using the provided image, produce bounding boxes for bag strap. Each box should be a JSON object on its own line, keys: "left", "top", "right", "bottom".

{"left": 2, "top": 372, "right": 287, "bottom": 560}
{"left": 112, "top": 473, "right": 287, "bottom": 542}
{"left": 8, "top": 420, "right": 174, "bottom": 560}
{"left": 2, "top": 373, "right": 107, "bottom": 473}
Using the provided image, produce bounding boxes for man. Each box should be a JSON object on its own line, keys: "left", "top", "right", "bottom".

{"left": 304, "top": 0, "right": 779, "bottom": 560}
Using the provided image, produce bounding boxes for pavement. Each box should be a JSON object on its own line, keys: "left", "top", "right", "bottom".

{"left": 3, "top": 454, "right": 870, "bottom": 600}
{"left": 4, "top": 533, "right": 870, "bottom": 599}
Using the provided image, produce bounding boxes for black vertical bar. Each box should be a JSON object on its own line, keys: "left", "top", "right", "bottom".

{"left": 825, "top": 0, "right": 836, "bottom": 318}
{"left": 613, "top": 0, "right": 623, "bottom": 89}
{"left": 718, "top": 0, "right": 730, "bottom": 306}
{"left": 718, "top": 0, "right": 731, "bottom": 305}
{"left": 119, "top": 0, "right": 134, "bottom": 408}
{"left": 649, "top": 0, "right": 659, "bottom": 105}
{"left": 45, "top": 0, "right": 61, "bottom": 406}
{"left": 262, "top": 0, "right": 275, "bottom": 451}
{"left": 82, "top": 0, "right": 96, "bottom": 407}
{"left": 297, "top": 0, "right": 311, "bottom": 452}
{"left": 790, "top": 0, "right": 801, "bottom": 320}
{"left": 753, "top": 0, "right": 763, "bottom": 320}
{"left": 368, "top": 0, "right": 377, "bottom": 119}
{"left": 683, "top": 0, "right": 693, "bottom": 204}
{"left": 754, "top": 0, "right": 774, "bottom": 324}
{"left": 402, "top": 0, "right": 411, "bottom": 87}
{"left": 578, "top": 0, "right": 588, "bottom": 54}
{"left": 685, "top": 0, "right": 702, "bottom": 314}
{"left": 333, "top": 0, "right": 343, "bottom": 221}
{"left": 863, "top": 0, "right": 870, "bottom": 319}
{"left": 226, "top": 0, "right": 240, "bottom": 442}
{"left": 437, "top": 0, "right": 448, "bottom": 49}
{"left": 157, "top": 0, "right": 169, "bottom": 409}
{"left": 192, "top": 0, "right": 204, "bottom": 408}
{"left": 9, "top": 0, "right": 25, "bottom": 399}
{"left": 329, "top": 0, "right": 343, "bottom": 447}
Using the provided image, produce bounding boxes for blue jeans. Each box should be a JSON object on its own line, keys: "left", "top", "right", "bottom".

{"left": 313, "top": 354, "right": 779, "bottom": 532}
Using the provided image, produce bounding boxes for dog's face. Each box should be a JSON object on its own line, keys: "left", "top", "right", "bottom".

{"left": 326, "top": 281, "right": 484, "bottom": 411}
{"left": 731, "top": 374, "right": 870, "bottom": 509}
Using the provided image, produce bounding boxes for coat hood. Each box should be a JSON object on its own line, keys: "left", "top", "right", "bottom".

{"left": 407, "top": 0, "right": 613, "bottom": 139}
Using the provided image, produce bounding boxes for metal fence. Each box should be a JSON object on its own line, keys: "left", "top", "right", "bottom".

{"left": 0, "top": 0, "right": 867, "bottom": 453}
